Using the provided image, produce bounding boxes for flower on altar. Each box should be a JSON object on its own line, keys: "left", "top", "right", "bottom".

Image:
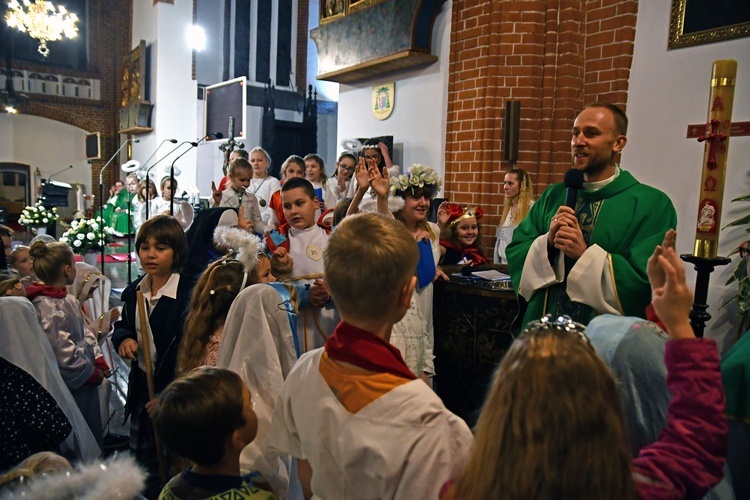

{"left": 60, "top": 217, "right": 116, "bottom": 255}
{"left": 19, "top": 201, "right": 59, "bottom": 228}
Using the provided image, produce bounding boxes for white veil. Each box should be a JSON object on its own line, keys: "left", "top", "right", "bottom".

{"left": 0, "top": 297, "right": 101, "bottom": 462}
{"left": 216, "top": 283, "right": 298, "bottom": 498}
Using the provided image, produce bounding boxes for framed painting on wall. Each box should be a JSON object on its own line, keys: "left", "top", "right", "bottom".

{"left": 669, "top": 0, "right": 750, "bottom": 48}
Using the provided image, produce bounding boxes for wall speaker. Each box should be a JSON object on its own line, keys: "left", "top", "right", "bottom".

{"left": 85, "top": 132, "right": 101, "bottom": 160}
{"left": 504, "top": 101, "right": 521, "bottom": 163}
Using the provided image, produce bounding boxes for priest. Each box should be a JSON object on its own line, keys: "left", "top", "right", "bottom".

{"left": 507, "top": 103, "right": 677, "bottom": 329}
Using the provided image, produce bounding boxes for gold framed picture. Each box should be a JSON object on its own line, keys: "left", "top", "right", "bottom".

{"left": 669, "top": 0, "right": 750, "bottom": 49}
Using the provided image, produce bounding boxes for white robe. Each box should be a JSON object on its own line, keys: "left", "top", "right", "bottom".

{"left": 390, "top": 222, "right": 439, "bottom": 377}
{"left": 288, "top": 225, "right": 338, "bottom": 352}
{"left": 248, "top": 176, "right": 281, "bottom": 225}
{"left": 269, "top": 349, "right": 474, "bottom": 500}
{"left": 216, "top": 283, "right": 299, "bottom": 498}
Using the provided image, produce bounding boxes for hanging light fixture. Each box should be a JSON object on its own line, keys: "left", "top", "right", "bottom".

{"left": 4, "top": 0, "right": 79, "bottom": 57}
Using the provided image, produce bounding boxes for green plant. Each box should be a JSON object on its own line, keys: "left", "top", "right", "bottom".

{"left": 722, "top": 193, "right": 750, "bottom": 333}
{"left": 19, "top": 201, "right": 58, "bottom": 227}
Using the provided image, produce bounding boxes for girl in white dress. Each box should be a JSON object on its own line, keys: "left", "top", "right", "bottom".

{"left": 247, "top": 147, "right": 281, "bottom": 226}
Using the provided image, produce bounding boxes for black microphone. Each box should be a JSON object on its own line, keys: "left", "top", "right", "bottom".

{"left": 564, "top": 168, "right": 584, "bottom": 209}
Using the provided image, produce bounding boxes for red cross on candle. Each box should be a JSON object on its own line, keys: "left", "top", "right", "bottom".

{"left": 697, "top": 119, "right": 727, "bottom": 170}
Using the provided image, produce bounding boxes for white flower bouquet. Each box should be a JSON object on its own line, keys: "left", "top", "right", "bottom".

{"left": 389, "top": 163, "right": 442, "bottom": 197}
{"left": 60, "top": 217, "right": 116, "bottom": 254}
{"left": 19, "top": 201, "right": 58, "bottom": 228}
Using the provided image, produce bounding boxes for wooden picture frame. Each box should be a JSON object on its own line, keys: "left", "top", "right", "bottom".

{"left": 669, "top": 0, "right": 750, "bottom": 49}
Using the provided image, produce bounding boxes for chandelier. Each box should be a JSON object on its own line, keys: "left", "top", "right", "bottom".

{"left": 5, "top": 0, "right": 79, "bottom": 57}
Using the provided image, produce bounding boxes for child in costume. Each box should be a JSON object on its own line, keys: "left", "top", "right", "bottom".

{"left": 151, "top": 176, "right": 194, "bottom": 231}
{"left": 437, "top": 203, "right": 487, "bottom": 266}
{"left": 268, "top": 155, "right": 305, "bottom": 230}
{"left": 215, "top": 158, "right": 268, "bottom": 234}
{"left": 442, "top": 239, "right": 727, "bottom": 499}
{"left": 325, "top": 152, "right": 356, "bottom": 208}
{"left": 269, "top": 214, "right": 473, "bottom": 499}
{"left": 26, "top": 241, "right": 108, "bottom": 449}
{"left": 112, "top": 215, "right": 194, "bottom": 498}
{"left": 303, "top": 154, "right": 328, "bottom": 209}
{"left": 9, "top": 245, "right": 35, "bottom": 283}
{"left": 247, "top": 147, "right": 281, "bottom": 226}
{"left": 178, "top": 227, "right": 273, "bottom": 375}
{"left": 153, "top": 367, "right": 276, "bottom": 499}
{"left": 216, "top": 283, "right": 300, "bottom": 498}
{"left": 265, "top": 177, "right": 336, "bottom": 353}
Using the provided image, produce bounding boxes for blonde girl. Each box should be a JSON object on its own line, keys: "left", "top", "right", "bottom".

{"left": 495, "top": 168, "right": 534, "bottom": 264}
{"left": 247, "top": 146, "right": 281, "bottom": 225}
{"left": 26, "top": 240, "right": 107, "bottom": 448}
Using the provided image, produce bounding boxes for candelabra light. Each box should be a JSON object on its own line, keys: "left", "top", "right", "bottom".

{"left": 5, "top": 0, "right": 79, "bottom": 57}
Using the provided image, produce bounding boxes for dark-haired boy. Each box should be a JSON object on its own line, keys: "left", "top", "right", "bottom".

{"left": 265, "top": 177, "right": 337, "bottom": 352}
{"left": 269, "top": 213, "right": 473, "bottom": 498}
{"left": 152, "top": 367, "right": 276, "bottom": 499}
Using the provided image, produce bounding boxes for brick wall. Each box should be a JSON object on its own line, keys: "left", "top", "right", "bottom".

{"left": 5, "top": 0, "right": 133, "bottom": 208}
{"left": 444, "top": 0, "right": 638, "bottom": 254}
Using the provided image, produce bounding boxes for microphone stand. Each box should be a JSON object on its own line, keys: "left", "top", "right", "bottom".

{"left": 122, "top": 138, "right": 176, "bottom": 283}
{"left": 99, "top": 138, "right": 139, "bottom": 274}
{"left": 167, "top": 133, "right": 223, "bottom": 215}
{"left": 143, "top": 141, "right": 194, "bottom": 219}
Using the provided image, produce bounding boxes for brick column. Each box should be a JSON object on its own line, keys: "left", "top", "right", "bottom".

{"left": 444, "top": 0, "right": 637, "bottom": 253}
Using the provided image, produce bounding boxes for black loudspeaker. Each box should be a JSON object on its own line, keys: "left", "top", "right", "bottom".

{"left": 504, "top": 101, "right": 521, "bottom": 163}
{"left": 85, "top": 132, "right": 101, "bottom": 160}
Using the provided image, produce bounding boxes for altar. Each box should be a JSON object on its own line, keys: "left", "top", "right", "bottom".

{"left": 433, "top": 266, "right": 518, "bottom": 426}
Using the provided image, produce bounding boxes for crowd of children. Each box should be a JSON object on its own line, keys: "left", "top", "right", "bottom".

{"left": 0, "top": 142, "right": 741, "bottom": 500}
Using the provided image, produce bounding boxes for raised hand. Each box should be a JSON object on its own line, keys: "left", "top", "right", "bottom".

{"left": 651, "top": 246, "right": 694, "bottom": 340}
{"left": 436, "top": 201, "right": 450, "bottom": 228}
{"left": 354, "top": 156, "right": 369, "bottom": 193}
{"left": 368, "top": 162, "right": 390, "bottom": 199}
{"left": 647, "top": 229, "right": 677, "bottom": 290}
{"left": 211, "top": 181, "right": 222, "bottom": 206}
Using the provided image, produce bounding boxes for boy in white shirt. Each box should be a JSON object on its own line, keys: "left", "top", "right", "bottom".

{"left": 269, "top": 213, "right": 473, "bottom": 499}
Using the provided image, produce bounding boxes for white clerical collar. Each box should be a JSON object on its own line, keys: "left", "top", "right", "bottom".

{"left": 583, "top": 165, "right": 620, "bottom": 192}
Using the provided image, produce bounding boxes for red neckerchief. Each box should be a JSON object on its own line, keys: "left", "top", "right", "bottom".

{"left": 26, "top": 283, "right": 68, "bottom": 300}
{"left": 440, "top": 239, "right": 488, "bottom": 265}
{"left": 325, "top": 322, "right": 417, "bottom": 380}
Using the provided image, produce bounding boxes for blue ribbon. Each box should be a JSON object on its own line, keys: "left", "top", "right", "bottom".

{"left": 269, "top": 283, "right": 300, "bottom": 358}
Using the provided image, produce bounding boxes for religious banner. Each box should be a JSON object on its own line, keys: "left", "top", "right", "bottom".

{"left": 372, "top": 82, "right": 395, "bottom": 120}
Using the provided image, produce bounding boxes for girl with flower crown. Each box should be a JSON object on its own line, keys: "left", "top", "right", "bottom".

{"left": 437, "top": 203, "right": 488, "bottom": 266}
{"left": 349, "top": 161, "right": 447, "bottom": 384}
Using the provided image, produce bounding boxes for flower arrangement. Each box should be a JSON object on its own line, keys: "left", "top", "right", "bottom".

{"left": 19, "top": 201, "right": 58, "bottom": 228}
{"left": 60, "top": 217, "right": 116, "bottom": 254}
{"left": 389, "top": 164, "right": 442, "bottom": 198}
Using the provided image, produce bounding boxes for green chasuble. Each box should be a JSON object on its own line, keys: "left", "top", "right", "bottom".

{"left": 103, "top": 189, "right": 134, "bottom": 235}
{"left": 506, "top": 169, "right": 677, "bottom": 330}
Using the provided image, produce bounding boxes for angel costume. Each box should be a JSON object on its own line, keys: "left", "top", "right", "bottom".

{"left": 149, "top": 196, "right": 194, "bottom": 231}
{"left": 220, "top": 188, "right": 268, "bottom": 234}
{"left": 216, "top": 283, "right": 300, "bottom": 499}
{"left": 247, "top": 176, "right": 281, "bottom": 226}
{"left": 68, "top": 262, "right": 117, "bottom": 432}
{"left": 28, "top": 285, "right": 104, "bottom": 448}
{"left": 0, "top": 297, "right": 101, "bottom": 462}
{"left": 389, "top": 222, "right": 440, "bottom": 377}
